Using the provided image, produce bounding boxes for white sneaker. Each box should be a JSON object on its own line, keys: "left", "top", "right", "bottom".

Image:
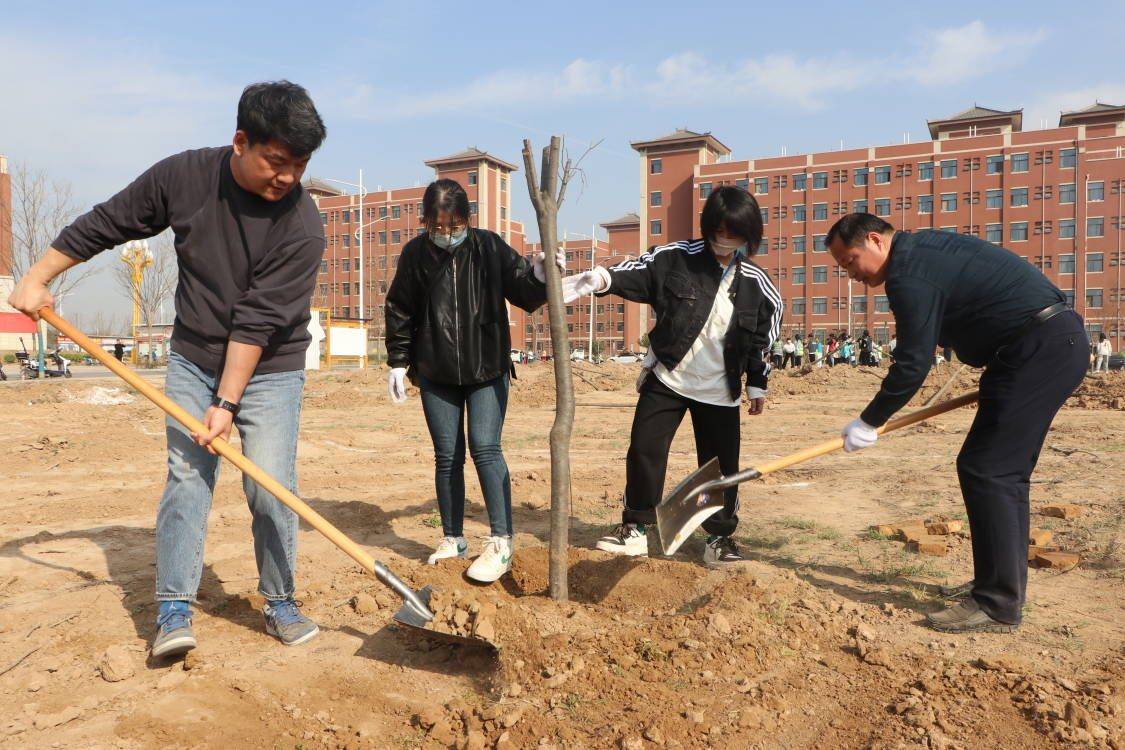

{"left": 595, "top": 524, "right": 648, "bottom": 556}
{"left": 466, "top": 536, "right": 512, "bottom": 583}
{"left": 427, "top": 536, "right": 468, "bottom": 565}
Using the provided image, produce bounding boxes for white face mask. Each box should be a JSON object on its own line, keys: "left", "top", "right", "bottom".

{"left": 430, "top": 228, "right": 467, "bottom": 249}
{"left": 711, "top": 238, "right": 746, "bottom": 256}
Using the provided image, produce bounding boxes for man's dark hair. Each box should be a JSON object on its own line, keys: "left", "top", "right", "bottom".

{"left": 237, "top": 81, "right": 326, "bottom": 157}
{"left": 825, "top": 213, "right": 895, "bottom": 248}
{"left": 421, "top": 179, "right": 471, "bottom": 233}
{"left": 700, "top": 185, "right": 764, "bottom": 255}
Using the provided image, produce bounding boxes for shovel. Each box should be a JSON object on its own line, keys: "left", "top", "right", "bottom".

{"left": 39, "top": 308, "right": 494, "bottom": 651}
{"left": 656, "top": 390, "right": 981, "bottom": 555}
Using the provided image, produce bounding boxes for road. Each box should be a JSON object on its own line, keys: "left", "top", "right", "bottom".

{"left": 0, "top": 364, "right": 166, "bottom": 384}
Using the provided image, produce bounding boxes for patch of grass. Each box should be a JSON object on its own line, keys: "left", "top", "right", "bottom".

{"left": 562, "top": 693, "right": 581, "bottom": 711}
{"left": 861, "top": 553, "right": 943, "bottom": 583}
{"left": 860, "top": 527, "right": 892, "bottom": 542}
{"left": 741, "top": 532, "right": 789, "bottom": 551}
{"left": 421, "top": 513, "right": 442, "bottom": 528}
{"left": 780, "top": 517, "right": 818, "bottom": 531}
{"left": 635, "top": 639, "right": 664, "bottom": 662}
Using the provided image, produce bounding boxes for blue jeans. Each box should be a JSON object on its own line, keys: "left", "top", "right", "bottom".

{"left": 419, "top": 374, "right": 512, "bottom": 537}
{"left": 155, "top": 350, "right": 305, "bottom": 603}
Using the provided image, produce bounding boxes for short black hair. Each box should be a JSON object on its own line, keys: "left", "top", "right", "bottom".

{"left": 700, "top": 185, "right": 764, "bottom": 255}
{"left": 237, "top": 81, "right": 326, "bottom": 157}
{"left": 422, "top": 179, "right": 471, "bottom": 233}
{"left": 825, "top": 213, "right": 894, "bottom": 249}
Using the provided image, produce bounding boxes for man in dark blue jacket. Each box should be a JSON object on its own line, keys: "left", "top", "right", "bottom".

{"left": 827, "top": 214, "right": 1088, "bottom": 633}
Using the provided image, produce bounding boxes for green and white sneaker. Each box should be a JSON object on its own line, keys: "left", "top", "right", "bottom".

{"left": 466, "top": 536, "right": 512, "bottom": 583}
{"left": 595, "top": 523, "right": 648, "bottom": 556}
{"left": 428, "top": 535, "right": 469, "bottom": 565}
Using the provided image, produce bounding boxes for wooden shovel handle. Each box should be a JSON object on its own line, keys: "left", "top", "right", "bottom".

{"left": 38, "top": 307, "right": 379, "bottom": 577}
{"left": 750, "top": 390, "right": 979, "bottom": 477}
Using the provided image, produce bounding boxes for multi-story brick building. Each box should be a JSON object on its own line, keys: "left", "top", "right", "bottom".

{"left": 0, "top": 155, "right": 11, "bottom": 280}
{"left": 687, "top": 104, "right": 1125, "bottom": 347}
{"left": 306, "top": 148, "right": 521, "bottom": 353}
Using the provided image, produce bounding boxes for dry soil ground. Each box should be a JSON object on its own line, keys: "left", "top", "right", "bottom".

{"left": 0, "top": 363, "right": 1122, "bottom": 749}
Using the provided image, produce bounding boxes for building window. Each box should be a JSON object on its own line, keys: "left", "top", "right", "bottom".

{"left": 501, "top": 206, "right": 507, "bottom": 220}
{"left": 875, "top": 198, "right": 891, "bottom": 216}
{"left": 319, "top": 260, "right": 328, "bottom": 273}
{"left": 854, "top": 168, "right": 868, "bottom": 186}
{"left": 319, "top": 212, "right": 327, "bottom": 225}
{"left": 1088, "top": 252, "right": 1104, "bottom": 272}
{"left": 918, "top": 161, "right": 934, "bottom": 181}
{"left": 917, "top": 195, "right": 933, "bottom": 214}
{"left": 760, "top": 208, "right": 769, "bottom": 225}
{"left": 793, "top": 266, "right": 806, "bottom": 284}
{"left": 1010, "top": 188, "right": 1028, "bottom": 207}
{"left": 793, "top": 236, "right": 806, "bottom": 253}
{"left": 1087, "top": 288, "right": 1103, "bottom": 308}
{"left": 985, "top": 223, "right": 1002, "bottom": 244}
{"left": 812, "top": 172, "right": 828, "bottom": 189}
{"left": 379, "top": 206, "right": 388, "bottom": 218}
{"left": 392, "top": 230, "right": 401, "bottom": 244}
{"left": 468, "top": 171, "right": 478, "bottom": 186}
{"left": 650, "top": 191, "right": 662, "bottom": 207}
{"left": 379, "top": 231, "right": 387, "bottom": 244}
{"left": 986, "top": 155, "right": 1004, "bottom": 174}
{"left": 793, "top": 204, "right": 806, "bottom": 221}
{"left": 1059, "top": 254, "right": 1075, "bottom": 274}
{"left": 1088, "top": 181, "right": 1105, "bottom": 201}
{"left": 793, "top": 173, "right": 807, "bottom": 190}
{"left": 940, "top": 159, "right": 956, "bottom": 178}
{"left": 1060, "top": 148, "right": 1077, "bottom": 169}
{"left": 853, "top": 296, "right": 867, "bottom": 313}
{"left": 812, "top": 297, "right": 828, "bottom": 315}
{"left": 813, "top": 234, "right": 827, "bottom": 252}
{"left": 650, "top": 158, "right": 662, "bottom": 175}
{"left": 699, "top": 182, "right": 712, "bottom": 199}
{"left": 1010, "top": 222, "right": 1028, "bottom": 242}
{"left": 501, "top": 176, "right": 507, "bottom": 192}
{"left": 874, "top": 166, "right": 891, "bottom": 184}
{"left": 342, "top": 282, "right": 350, "bottom": 296}
{"left": 984, "top": 189, "right": 1001, "bottom": 209}
{"left": 1011, "top": 153, "right": 1029, "bottom": 172}
{"left": 941, "top": 193, "right": 957, "bottom": 212}
{"left": 735, "top": 178, "right": 749, "bottom": 191}
{"left": 469, "top": 201, "right": 478, "bottom": 215}
{"left": 813, "top": 266, "right": 828, "bottom": 283}
{"left": 650, "top": 219, "right": 662, "bottom": 235}
{"left": 1062, "top": 290, "right": 1075, "bottom": 308}
{"left": 754, "top": 177, "right": 769, "bottom": 194}
{"left": 1088, "top": 217, "right": 1104, "bottom": 237}
{"left": 875, "top": 295, "right": 890, "bottom": 312}
{"left": 853, "top": 199, "right": 868, "bottom": 213}
{"left": 1059, "top": 183, "right": 1076, "bottom": 204}
{"left": 813, "top": 203, "right": 828, "bottom": 221}
{"left": 1059, "top": 219, "right": 1076, "bottom": 239}
{"left": 318, "top": 283, "right": 327, "bottom": 296}
{"left": 392, "top": 205, "right": 401, "bottom": 219}
{"left": 792, "top": 297, "right": 806, "bottom": 315}
{"left": 342, "top": 209, "right": 351, "bottom": 223}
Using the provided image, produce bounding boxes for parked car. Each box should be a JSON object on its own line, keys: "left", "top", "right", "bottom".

{"left": 510, "top": 348, "right": 521, "bottom": 363}
{"left": 570, "top": 349, "right": 586, "bottom": 362}
{"left": 1109, "top": 353, "right": 1125, "bottom": 370}
{"left": 608, "top": 353, "right": 640, "bottom": 364}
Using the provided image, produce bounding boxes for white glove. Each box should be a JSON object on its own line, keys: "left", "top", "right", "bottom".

{"left": 388, "top": 367, "right": 408, "bottom": 403}
{"left": 532, "top": 249, "right": 567, "bottom": 283}
{"left": 841, "top": 417, "right": 878, "bottom": 453}
{"left": 561, "top": 267, "right": 610, "bottom": 303}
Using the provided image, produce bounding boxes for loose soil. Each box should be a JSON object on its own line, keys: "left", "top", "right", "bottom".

{"left": 0, "top": 362, "right": 1122, "bottom": 749}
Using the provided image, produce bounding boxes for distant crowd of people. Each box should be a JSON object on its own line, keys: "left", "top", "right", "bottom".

{"left": 769, "top": 330, "right": 897, "bottom": 370}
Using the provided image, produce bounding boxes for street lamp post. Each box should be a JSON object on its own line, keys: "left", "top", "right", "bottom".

{"left": 119, "top": 239, "right": 152, "bottom": 365}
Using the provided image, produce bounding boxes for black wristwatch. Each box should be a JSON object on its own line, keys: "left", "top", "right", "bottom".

{"left": 211, "top": 396, "right": 240, "bottom": 417}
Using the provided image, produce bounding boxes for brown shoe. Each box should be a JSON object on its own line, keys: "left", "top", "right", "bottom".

{"left": 926, "top": 599, "right": 1019, "bottom": 633}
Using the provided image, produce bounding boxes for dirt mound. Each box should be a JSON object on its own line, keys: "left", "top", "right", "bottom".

{"left": 1068, "top": 371, "right": 1125, "bottom": 409}
{"left": 509, "top": 362, "right": 639, "bottom": 407}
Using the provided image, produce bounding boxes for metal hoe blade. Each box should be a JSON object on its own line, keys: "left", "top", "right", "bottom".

{"left": 391, "top": 585, "right": 499, "bottom": 651}
{"left": 655, "top": 457, "right": 726, "bottom": 555}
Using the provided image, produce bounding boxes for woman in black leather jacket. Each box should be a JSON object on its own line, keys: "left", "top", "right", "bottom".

{"left": 384, "top": 179, "right": 559, "bottom": 582}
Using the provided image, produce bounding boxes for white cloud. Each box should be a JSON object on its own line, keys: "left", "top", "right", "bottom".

{"left": 1024, "top": 84, "right": 1125, "bottom": 130}
{"left": 902, "top": 20, "right": 1047, "bottom": 86}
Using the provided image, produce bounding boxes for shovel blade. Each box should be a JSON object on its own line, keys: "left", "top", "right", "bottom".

{"left": 392, "top": 585, "right": 498, "bottom": 651}
{"left": 656, "top": 457, "right": 726, "bottom": 555}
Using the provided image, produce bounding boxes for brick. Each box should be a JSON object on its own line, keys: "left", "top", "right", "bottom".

{"left": 1041, "top": 504, "right": 1083, "bottom": 520}
{"left": 1033, "top": 551, "right": 1081, "bottom": 570}
{"left": 871, "top": 524, "right": 897, "bottom": 537}
{"left": 1028, "top": 545, "right": 1058, "bottom": 561}
{"left": 891, "top": 520, "right": 926, "bottom": 541}
{"left": 1029, "top": 528, "right": 1054, "bottom": 546}
{"left": 906, "top": 539, "right": 948, "bottom": 557}
{"left": 926, "top": 521, "right": 963, "bottom": 535}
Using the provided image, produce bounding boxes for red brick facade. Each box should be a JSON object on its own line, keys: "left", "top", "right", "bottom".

{"left": 0, "top": 156, "right": 12, "bottom": 278}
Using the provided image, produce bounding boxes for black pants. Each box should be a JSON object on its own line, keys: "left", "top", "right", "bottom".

{"left": 958, "top": 311, "right": 1088, "bottom": 624}
{"left": 623, "top": 376, "right": 741, "bottom": 537}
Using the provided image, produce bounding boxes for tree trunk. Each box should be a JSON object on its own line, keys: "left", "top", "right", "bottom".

{"left": 522, "top": 136, "right": 575, "bottom": 602}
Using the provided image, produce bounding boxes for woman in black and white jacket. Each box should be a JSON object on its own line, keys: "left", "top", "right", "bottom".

{"left": 561, "top": 186, "right": 782, "bottom": 565}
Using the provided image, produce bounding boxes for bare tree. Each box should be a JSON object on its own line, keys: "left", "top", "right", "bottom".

{"left": 112, "top": 232, "right": 177, "bottom": 366}
{"left": 5, "top": 162, "right": 96, "bottom": 309}
{"left": 521, "top": 135, "right": 599, "bottom": 601}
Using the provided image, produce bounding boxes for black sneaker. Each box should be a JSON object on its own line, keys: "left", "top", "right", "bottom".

{"left": 594, "top": 524, "right": 648, "bottom": 556}
{"left": 703, "top": 535, "right": 744, "bottom": 567}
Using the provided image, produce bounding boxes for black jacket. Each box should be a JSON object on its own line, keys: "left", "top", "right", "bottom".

{"left": 599, "top": 239, "right": 782, "bottom": 400}
{"left": 385, "top": 228, "right": 547, "bottom": 385}
{"left": 861, "top": 230, "right": 1067, "bottom": 427}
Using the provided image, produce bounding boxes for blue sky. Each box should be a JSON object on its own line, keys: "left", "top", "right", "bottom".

{"left": 3, "top": 0, "right": 1124, "bottom": 319}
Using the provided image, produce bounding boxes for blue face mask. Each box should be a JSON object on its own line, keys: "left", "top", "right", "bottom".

{"left": 431, "top": 229, "right": 468, "bottom": 250}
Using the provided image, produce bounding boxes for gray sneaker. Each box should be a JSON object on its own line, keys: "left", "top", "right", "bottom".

{"left": 926, "top": 599, "right": 1019, "bottom": 634}
{"left": 263, "top": 599, "right": 319, "bottom": 646}
{"left": 152, "top": 600, "right": 197, "bottom": 659}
